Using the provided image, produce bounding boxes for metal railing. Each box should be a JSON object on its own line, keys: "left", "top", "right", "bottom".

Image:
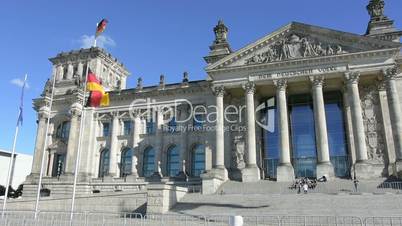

{"left": 1, "top": 211, "right": 402, "bottom": 226}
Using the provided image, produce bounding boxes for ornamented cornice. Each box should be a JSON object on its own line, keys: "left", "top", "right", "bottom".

{"left": 242, "top": 81, "right": 256, "bottom": 94}
{"left": 213, "top": 85, "right": 225, "bottom": 97}
{"left": 382, "top": 65, "right": 400, "bottom": 80}
{"left": 244, "top": 34, "right": 348, "bottom": 66}
{"left": 273, "top": 79, "right": 287, "bottom": 91}
{"left": 344, "top": 71, "right": 361, "bottom": 84}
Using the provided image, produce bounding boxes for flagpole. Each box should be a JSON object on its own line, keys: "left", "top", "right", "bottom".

{"left": 33, "top": 73, "right": 57, "bottom": 219}
{"left": 1, "top": 74, "right": 27, "bottom": 218}
{"left": 93, "top": 23, "right": 98, "bottom": 47}
{"left": 69, "top": 62, "right": 90, "bottom": 223}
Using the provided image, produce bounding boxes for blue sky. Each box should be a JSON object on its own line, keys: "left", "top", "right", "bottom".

{"left": 0, "top": 0, "right": 401, "bottom": 155}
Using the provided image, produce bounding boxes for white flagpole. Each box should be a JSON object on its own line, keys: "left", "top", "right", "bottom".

{"left": 69, "top": 62, "right": 90, "bottom": 223}
{"left": 93, "top": 23, "right": 98, "bottom": 47}
{"left": 33, "top": 73, "right": 57, "bottom": 219}
{"left": 1, "top": 74, "right": 27, "bottom": 218}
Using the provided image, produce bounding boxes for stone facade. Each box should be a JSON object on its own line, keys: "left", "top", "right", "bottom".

{"left": 25, "top": 1, "right": 402, "bottom": 196}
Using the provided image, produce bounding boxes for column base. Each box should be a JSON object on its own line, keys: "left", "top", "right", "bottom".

{"left": 316, "top": 162, "right": 335, "bottom": 181}
{"left": 200, "top": 167, "right": 228, "bottom": 194}
{"left": 353, "top": 161, "right": 376, "bottom": 180}
{"left": 276, "top": 164, "right": 295, "bottom": 182}
{"left": 394, "top": 160, "right": 402, "bottom": 179}
{"left": 241, "top": 165, "right": 260, "bottom": 182}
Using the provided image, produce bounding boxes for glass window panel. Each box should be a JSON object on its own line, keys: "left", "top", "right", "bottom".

{"left": 191, "top": 144, "right": 205, "bottom": 177}
{"left": 99, "top": 148, "right": 110, "bottom": 177}
{"left": 123, "top": 121, "right": 132, "bottom": 136}
{"left": 143, "top": 147, "right": 155, "bottom": 177}
{"left": 103, "top": 122, "right": 110, "bottom": 137}
{"left": 120, "top": 148, "right": 133, "bottom": 177}
{"left": 167, "top": 146, "right": 180, "bottom": 177}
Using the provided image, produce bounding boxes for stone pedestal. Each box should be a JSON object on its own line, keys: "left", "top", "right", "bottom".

{"left": 201, "top": 168, "right": 228, "bottom": 194}
{"left": 276, "top": 164, "right": 295, "bottom": 182}
{"left": 146, "top": 184, "right": 187, "bottom": 214}
{"left": 354, "top": 161, "right": 375, "bottom": 180}
{"left": 316, "top": 162, "right": 335, "bottom": 179}
{"left": 241, "top": 166, "right": 260, "bottom": 182}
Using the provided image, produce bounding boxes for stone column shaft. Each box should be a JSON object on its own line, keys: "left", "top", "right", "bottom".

{"left": 215, "top": 87, "right": 225, "bottom": 168}
{"left": 65, "top": 103, "right": 82, "bottom": 174}
{"left": 310, "top": 76, "right": 334, "bottom": 178}
{"left": 274, "top": 79, "right": 295, "bottom": 181}
{"left": 345, "top": 72, "right": 368, "bottom": 162}
{"left": 241, "top": 82, "right": 260, "bottom": 182}
{"left": 131, "top": 115, "right": 141, "bottom": 176}
{"left": 109, "top": 112, "right": 119, "bottom": 177}
{"left": 153, "top": 109, "right": 164, "bottom": 177}
{"left": 67, "top": 64, "right": 74, "bottom": 80}
{"left": 31, "top": 107, "right": 50, "bottom": 175}
{"left": 384, "top": 67, "right": 402, "bottom": 162}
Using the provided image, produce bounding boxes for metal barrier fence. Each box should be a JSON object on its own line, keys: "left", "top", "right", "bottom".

{"left": 1, "top": 211, "right": 402, "bottom": 226}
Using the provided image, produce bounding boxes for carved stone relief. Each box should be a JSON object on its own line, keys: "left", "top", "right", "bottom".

{"left": 360, "top": 85, "right": 386, "bottom": 164}
{"left": 244, "top": 34, "right": 348, "bottom": 65}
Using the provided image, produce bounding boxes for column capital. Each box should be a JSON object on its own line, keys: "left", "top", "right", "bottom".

{"left": 309, "top": 75, "right": 325, "bottom": 87}
{"left": 344, "top": 71, "right": 360, "bottom": 84}
{"left": 273, "top": 79, "right": 287, "bottom": 91}
{"left": 242, "top": 81, "right": 256, "bottom": 94}
{"left": 213, "top": 85, "right": 225, "bottom": 97}
{"left": 382, "top": 65, "right": 400, "bottom": 81}
{"left": 38, "top": 106, "right": 51, "bottom": 119}
{"left": 110, "top": 111, "right": 120, "bottom": 118}
{"left": 70, "top": 102, "right": 82, "bottom": 118}
{"left": 377, "top": 79, "right": 387, "bottom": 91}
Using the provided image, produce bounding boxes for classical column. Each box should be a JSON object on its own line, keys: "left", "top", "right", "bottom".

{"left": 131, "top": 112, "right": 141, "bottom": 177}
{"left": 65, "top": 102, "right": 82, "bottom": 175}
{"left": 67, "top": 64, "right": 74, "bottom": 80}
{"left": 241, "top": 81, "right": 260, "bottom": 182}
{"left": 152, "top": 108, "right": 164, "bottom": 178}
{"left": 345, "top": 72, "right": 370, "bottom": 179}
{"left": 178, "top": 105, "right": 189, "bottom": 179}
{"left": 310, "top": 76, "right": 334, "bottom": 179}
{"left": 274, "top": 79, "right": 295, "bottom": 182}
{"left": 30, "top": 106, "right": 50, "bottom": 175}
{"left": 383, "top": 66, "right": 402, "bottom": 176}
{"left": 109, "top": 111, "right": 120, "bottom": 177}
{"left": 56, "top": 65, "right": 63, "bottom": 81}
{"left": 77, "top": 62, "right": 84, "bottom": 78}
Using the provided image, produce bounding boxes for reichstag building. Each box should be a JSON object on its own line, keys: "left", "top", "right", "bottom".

{"left": 25, "top": 0, "right": 402, "bottom": 195}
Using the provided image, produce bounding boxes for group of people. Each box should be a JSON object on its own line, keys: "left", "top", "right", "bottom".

{"left": 290, "top": 176, "right": 327, "bottom": 194}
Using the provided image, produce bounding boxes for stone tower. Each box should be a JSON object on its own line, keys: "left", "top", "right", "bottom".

{"left": 204, "top": 20, "right": 232, "bottom": 65}
{"left": 26, "top": 47, "right": 129, "bottom": 186}
{"left": 365, "top": 0, "right": 402, "bottom": 42}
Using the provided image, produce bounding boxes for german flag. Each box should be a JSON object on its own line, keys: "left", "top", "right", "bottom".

{"left": 86, "top": 70, "right": 109, "bottom": 107}
{"left": 95, "top": 19, "right": 108, "bottom": 37}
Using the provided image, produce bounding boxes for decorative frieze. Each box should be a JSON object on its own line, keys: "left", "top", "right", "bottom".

{"left": 244, "top": 34, "right": 348, "bottom": 65}
{"left": 360, "top": 85, "right": 386, "bottom": 164}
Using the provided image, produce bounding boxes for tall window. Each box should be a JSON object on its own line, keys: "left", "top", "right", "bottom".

{"left": 289, "top": 94, "right": 317, "bottom": 178}
{"left": 167, "top": 145, "right": 180, "bottom": 177}
{"left": 120, "top": 148, "right": 133, "bottom": 177}
{"left": 167, "top": 117, "right": 177, "bottom": 133}
{"left": 52, "top": 154, "right": 65, "bottom": 177}
{"left": 146, "top": 119, "right": 155, "bottom": 134}
{"left": 56, "top": 121, "right": 70, "bottom": 142}
{"left": 99, "top": 148, "right": 110, "bottom": 177}
{"left": 123, "top": 121, "right": 132, "bottom": 136}
{"left": 325, "top": 92, "right": 349, "bottom": 178}
{"left": 143, "top": 147, "right": 155, "bottom": 177}
{"left": 102, "top": 122, "right": 110, "bottom": 137}
{"left": 191, "top": 144, "right": 205, "bottom": 177}
{"left": 263, "top": 97, "right": 279, "bottom": 179}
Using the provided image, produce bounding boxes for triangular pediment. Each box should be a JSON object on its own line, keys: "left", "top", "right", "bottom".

{"left": 206, "top": 22, "right": 401, "bottom": 71}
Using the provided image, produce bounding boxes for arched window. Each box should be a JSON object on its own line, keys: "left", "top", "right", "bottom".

{"left": 191, "top": 144, "right": 205, "bottom": 177}
{"left": 167, "top": 145, "right": 180, "bottom": 177}
{"left": 143, "top": 147, "right": 155, "bottom": 177}
{"left": 99, "top": 148, "right": 110, "bottom": 177}
{"left": 120, "top": 148, "right": 133, "bottom": 177}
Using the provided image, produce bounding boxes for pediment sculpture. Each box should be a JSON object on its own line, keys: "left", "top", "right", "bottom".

{"left": 244, "top": 34, "right": 348, "bottom": 65}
